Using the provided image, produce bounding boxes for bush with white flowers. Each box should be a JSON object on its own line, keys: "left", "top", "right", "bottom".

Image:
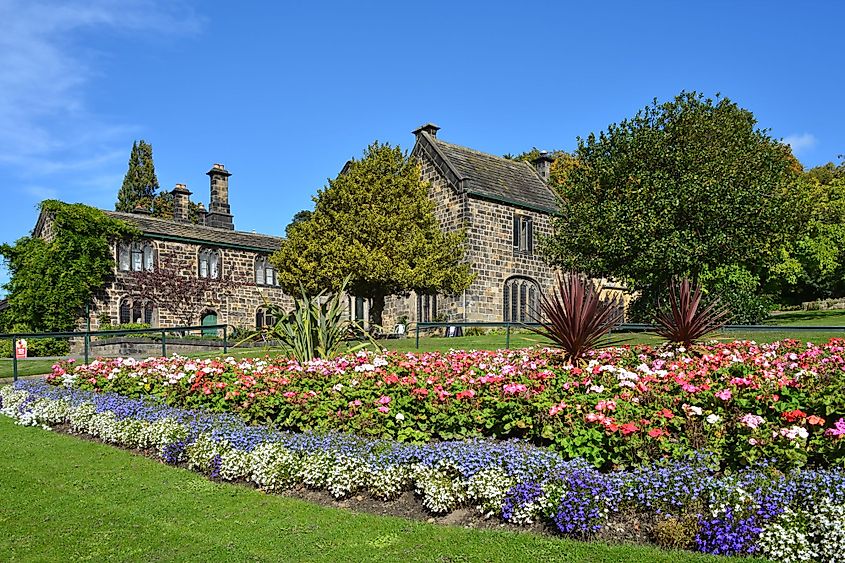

{"left": 6, "top": 379, "right": 845, "bottom": 558}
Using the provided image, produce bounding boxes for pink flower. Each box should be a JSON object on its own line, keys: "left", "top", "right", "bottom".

{"left": 740, "top": 413, "right": 765, "bottom": 429}
{"left": 502, "top": 383, "right": 528, "bottom": 395}
{"left": 715, "top": 389, "right": 732, "bottom": 401}
{"left": 378, "top": 395, "right": 392, "bottom": 405}
{"left": 377, "top": 406, "right": 390, "bottom": 414}
{"left": 283, "top": 391, "right": 297, "bottom": 398}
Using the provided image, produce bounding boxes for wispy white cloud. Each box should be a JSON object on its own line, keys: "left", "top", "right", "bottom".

{"left": 0, "top": 0, "right": 202, "bottom": 197}
{"left": 782, "top": 133, "right": 817, "bottom": 156}
{"left": 22, "top": 185, "right": 59, "bottom": 200}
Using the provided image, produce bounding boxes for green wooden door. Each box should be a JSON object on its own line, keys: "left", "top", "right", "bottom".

{"left": 201, "top": 312, "right": 218, "bottom": 337}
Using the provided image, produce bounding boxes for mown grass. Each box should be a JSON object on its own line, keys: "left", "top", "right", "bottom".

{"left": 0, "top": 416, "right": 767, "bottom": 562}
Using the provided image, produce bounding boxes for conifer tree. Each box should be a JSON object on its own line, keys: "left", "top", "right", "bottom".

{"left": 116, "top": 140, "right": 160, "bottom": 212}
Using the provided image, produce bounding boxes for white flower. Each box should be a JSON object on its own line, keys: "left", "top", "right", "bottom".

{"left": 706, "top": 414, "right": 721, "bottom": 425}
{"left": 395, "top": 413, "right": 405, "bottom": 422}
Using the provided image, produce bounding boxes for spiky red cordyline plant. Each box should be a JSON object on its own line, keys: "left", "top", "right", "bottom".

{"left": 654, "top": 277, "right": 730, "bottom": 348}
{"left": 530, "top": 271, "right": 623, "bottom": 363}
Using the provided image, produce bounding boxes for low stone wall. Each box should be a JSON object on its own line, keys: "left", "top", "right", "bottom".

{"left": 802, "top": 298, "right": 845, "bottom": 311}
{"left": 89, "top": 337, "right": 224, "bottom": 358}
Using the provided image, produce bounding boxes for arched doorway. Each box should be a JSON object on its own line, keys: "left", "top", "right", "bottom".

{"left": 201, "top": 310, "right": 218, "bottom": 337}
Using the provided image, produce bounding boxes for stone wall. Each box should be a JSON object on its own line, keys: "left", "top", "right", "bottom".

{"left": 383, "top": 148, "right": 467, "bottom": 327}
{"left": 383, "top": 151, "right": 558, "bottom": 326}
{"left": 88, "top": 238, "right": 291, "bottom": 331}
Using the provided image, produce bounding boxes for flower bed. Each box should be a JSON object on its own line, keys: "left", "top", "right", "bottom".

{"left": 2, "top": 379, "right": 845, "bottom": 561}
{"left": 49, "top": 339, "right": 845, "bottom": 469}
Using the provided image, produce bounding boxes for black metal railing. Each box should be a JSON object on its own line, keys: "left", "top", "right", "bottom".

{"left": 413, "top": 321, "right": 845, "bottom": 349}
{"left": 1, "top": 324, "right": 231, "bottom": 382}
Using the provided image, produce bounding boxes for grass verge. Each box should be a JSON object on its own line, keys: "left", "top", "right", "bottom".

{"left": 0, "top": 416, "right": 765, "bottom": 562}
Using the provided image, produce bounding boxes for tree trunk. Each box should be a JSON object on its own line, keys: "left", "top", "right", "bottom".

{"left": 369, "top": 294, "right": 385, "bottom": 333}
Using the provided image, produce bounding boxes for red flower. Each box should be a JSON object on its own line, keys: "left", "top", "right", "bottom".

{"left": 781, "top": 409, "right": 807, "bottom": 423}
{"left": 648, "top": 428, "right": 667, "bottom": 438}
{"left": 620, "top": 422, "right": 639, "bottom": 435}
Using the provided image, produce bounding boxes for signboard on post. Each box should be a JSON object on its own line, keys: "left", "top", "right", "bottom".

{"left": 15, "top": 339, "right": 27, "bottom": 359}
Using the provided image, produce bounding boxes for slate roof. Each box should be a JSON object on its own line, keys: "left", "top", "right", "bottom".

{"left": 419, "top": 132, "right": 559, "bottom": 214}
{"left": 103, "top": 211, "right": 283, "bottom": 252}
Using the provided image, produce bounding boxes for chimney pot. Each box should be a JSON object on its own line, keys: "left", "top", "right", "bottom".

{"left": 412, "top": 123, "right": 440, "bottom": 138}
{"left": 531, "top": 151, "right": 555, "bottom": 183}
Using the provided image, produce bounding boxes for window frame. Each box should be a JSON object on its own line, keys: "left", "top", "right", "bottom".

{"left": 512, "top": 214, "right": 534, "bottom": 256}
{"left": 417, "top": 293, "right": 438, "bottom": 323}
{"left": 118, "top": 241, "right": 154, "bottom": 272}
{"left": 118, "top": 297, "right": 156, "bottom": 326}
{"left": 503, "top": 276, "right": 540, "bottom": 323}
{"left": 198, "top": 247, "right": 221, "bottom": 280}
{"left": 254, "top": 255, "right": 277, "bottom": 287}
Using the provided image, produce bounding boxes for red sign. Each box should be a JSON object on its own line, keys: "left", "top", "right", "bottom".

{"left": 15, "top": 339, "right": 27, "bottom": 359}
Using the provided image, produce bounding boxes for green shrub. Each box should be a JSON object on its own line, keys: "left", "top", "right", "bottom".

{"left": 699, "top": 264, "right": 771, "bottom": 324}
{"left": 0, "top": 337, "right": 71, "bottom": 358}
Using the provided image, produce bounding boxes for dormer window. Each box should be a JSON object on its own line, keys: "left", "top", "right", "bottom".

{"left": 198, "top": 248, "right": 221, "bottom": 279}
{"left": 255, "top": 255, "right": 276, "bottom": 286}
{"left": 118, "top": 241, "right": 154, "bottom": 272}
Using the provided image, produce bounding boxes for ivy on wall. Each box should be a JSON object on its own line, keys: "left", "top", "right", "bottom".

{"left": 0, "top": 200, "right": 138, "bottom": 332}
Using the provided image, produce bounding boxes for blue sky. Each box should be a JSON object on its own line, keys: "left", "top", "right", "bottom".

{"left": 1, "top": 0, "right": 843, "bottom": 291}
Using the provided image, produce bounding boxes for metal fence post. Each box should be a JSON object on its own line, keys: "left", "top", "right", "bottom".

{"left": 161, "top": 330, "right": 167, "bottom": 357}
{"left": 11, "top": 336, "right": 18, "bottom": 382}
{"left": 84, "top": 301, "right": 91, "bottom": 365}
{"left": 505, "top": 323, "right": 511, "bottom": 349}
{"left": 415, "top": 323, "right": 420, "bottom": 349}
{"left": 223, "top": 325, "right": 228, "bottom": 354}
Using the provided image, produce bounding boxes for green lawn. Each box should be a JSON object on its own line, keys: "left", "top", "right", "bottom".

{"left": 0, "top": 416, "right": 765, "bottom": 563}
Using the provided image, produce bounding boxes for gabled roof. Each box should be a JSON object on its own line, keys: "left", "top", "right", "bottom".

{"left": 412, "top": 130, "right": 559, "bottom": 214}
{"left": 103, "top": 211, "right": 283, "bottom": 252}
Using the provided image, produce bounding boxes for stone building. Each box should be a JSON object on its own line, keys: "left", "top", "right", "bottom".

{"left": 383, "top": 124, "right": 627, "bottom": 327}
{"left": 32, "top": 164, "right": 291, "bottom": 332}
{"left": 27, "top": 125, "right": 626, "bottom": 335}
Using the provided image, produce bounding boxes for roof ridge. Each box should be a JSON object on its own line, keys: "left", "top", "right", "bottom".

{"left": 105, "top": 210, "right": 283, "bottom": 240}
{"left": 432, "top": 138, "right": 536, "bottom": 170}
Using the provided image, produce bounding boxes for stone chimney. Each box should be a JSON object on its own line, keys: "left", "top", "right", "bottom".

{"left": 195, "top": 202, "right": 207, "bottom": 226}
{"left": 531, "top": 151, "right": 554, "bottom": 183}
{"left": 171, "top": 183, "right": 192, "bottom": 222}
{"left": 412, "top": 123, "right": 440, "bottom": 138}
{"left": 206, "top": 163, "right": 234, "bottom": 230}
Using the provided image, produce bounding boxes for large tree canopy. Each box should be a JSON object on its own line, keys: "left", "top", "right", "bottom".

{"left": 0, "top": 201, "right": 137, "bottom": 332}
{"left": 771, "top": 159, "right": 845, "bottom": 304}
{"left": 542, "top": 92, "right": 807, "bottom": 322}
{"left": 271, "top": 142, "right": 474, "bottom": 327}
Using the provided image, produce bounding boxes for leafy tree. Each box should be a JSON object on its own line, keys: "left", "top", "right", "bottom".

{"left": 542, "top": 92, "right": 807, "bottom": 323}
{"left": 272, "top": 142, "right": 474, "bottom": 327}
{"left": 503, "top": 148, "right": 568, "bottom": 162}
{"left": 0, "top": 201, "right": 138, "bottom": 332}
{"left": 116, "top": 140, "right": 160, "bottom": 213}
{"left": 771, "top": 160, "right": 845, "bottom": 304}
{"left": 285, "top": 209, "right": 313, "bottom": 236}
